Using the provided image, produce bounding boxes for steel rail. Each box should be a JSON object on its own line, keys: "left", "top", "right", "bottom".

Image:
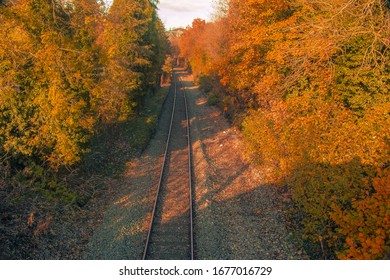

{"left": 142, "top": 70, "right": 194, "bottom": 260}
{"left": 142, "top": 73, "right": 177, "bottom": 260}
{"left": 178, "top": 74, "right": 194, "bottom": 260}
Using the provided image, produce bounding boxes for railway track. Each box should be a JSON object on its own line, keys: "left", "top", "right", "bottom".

{"left": 143, "top": 69, "right": 194, "bottom": 260}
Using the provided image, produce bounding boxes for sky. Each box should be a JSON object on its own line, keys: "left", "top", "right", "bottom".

{"left": 157, "top": 0, "right": 214, "bottom": 29}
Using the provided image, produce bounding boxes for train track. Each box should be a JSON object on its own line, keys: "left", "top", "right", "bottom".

{"left": 142, "top": 69, "right": 194, "bottom": 260}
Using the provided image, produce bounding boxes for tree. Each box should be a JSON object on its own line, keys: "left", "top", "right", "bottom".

{"left": 0, "top": 0, "right": 168, "bottom": 170}
{"left": 178, "top": 0, "right": 390, "bottom": 259}
{"left": 92, "top": 0, "right": 168, "bottom": 121}
{"left": 0, "top": 0, "right": 96, "bottom": 169}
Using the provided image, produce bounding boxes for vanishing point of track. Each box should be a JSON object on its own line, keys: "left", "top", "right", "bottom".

{"left": 143, "top": 69, "right": 194, "bottom": 260}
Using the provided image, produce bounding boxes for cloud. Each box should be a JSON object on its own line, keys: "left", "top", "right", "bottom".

{"left": 158, "top": 0, "right": 213, "bottom": 29}
{"left": 158, "top": 0, "right": 211, "bottom": 13}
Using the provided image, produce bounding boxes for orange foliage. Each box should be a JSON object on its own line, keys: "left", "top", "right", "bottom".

{"left": 179, "top": 0, "right": 390, "bottom": 259}
{"left": 331, "top": 168, "right": 390, "bottom": 259}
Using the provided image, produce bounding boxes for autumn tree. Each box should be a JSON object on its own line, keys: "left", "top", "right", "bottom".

{"left": 179, "top": 19, "right": 207, "bottom": 76}
{"left": 179, "top": 0, "right": 390, "bottom": 259}
{"left": 0, "top": 0, "right": 168, "bottom": 171}
{"left": 242, "top": 0, "right": 390, "bottom": 259}
{"left": 92, "top": 0, "right": 168, "bottom": 121}
{"left": 0, "top": 0, "right": 97, "bottom": 169}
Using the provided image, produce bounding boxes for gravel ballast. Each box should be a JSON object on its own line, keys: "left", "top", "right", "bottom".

{"left": 85, "top": 69, "right": 306, "bottom": 259}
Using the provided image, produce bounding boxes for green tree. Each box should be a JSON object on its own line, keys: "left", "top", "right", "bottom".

{"left": 93, "top": 0, "right": 168, "bottom": 121}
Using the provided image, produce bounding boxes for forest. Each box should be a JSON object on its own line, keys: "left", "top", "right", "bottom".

{"left": 0, "top": 0, "right": 389, "bottom": 260}
{"left": 0, "top": 0, "right": 168, "bottom": 170}
{"left": 0, "top": 0, "right": 170, "bottom": 258}
{"left": 178, "top": 0, "right": 389, "bottom": 259}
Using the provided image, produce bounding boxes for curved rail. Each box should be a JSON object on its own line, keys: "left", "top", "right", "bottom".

{"left": 142, "top": 70, "right": 194, "bottom": 260}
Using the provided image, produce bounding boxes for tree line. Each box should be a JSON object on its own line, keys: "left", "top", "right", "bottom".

{"left": 178, "top": 0, "right": 390, "bottom": 259}
{"left": 0, "top": 0, "right": 169, "bottom": 171}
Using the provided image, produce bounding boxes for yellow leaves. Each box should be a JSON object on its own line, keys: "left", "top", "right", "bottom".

{"left": 0, "top": 0, "right": 167, "bottom": 174}
{"left": 84, "top": 15, "right": 93, "bottom": 25}
{"left": 91, "top": 81, "right": 133, "bottom": 124}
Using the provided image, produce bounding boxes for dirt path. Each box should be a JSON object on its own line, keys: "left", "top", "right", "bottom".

{"left": 85, "top": 69, "right": 305, "bottom": 260}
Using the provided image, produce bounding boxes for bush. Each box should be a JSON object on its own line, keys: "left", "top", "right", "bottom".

{"left": 197, "top": 75, "right": 214, "bottom": 93}
{"left": 331, "top": 167, "right": 390, "bottom": 259}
